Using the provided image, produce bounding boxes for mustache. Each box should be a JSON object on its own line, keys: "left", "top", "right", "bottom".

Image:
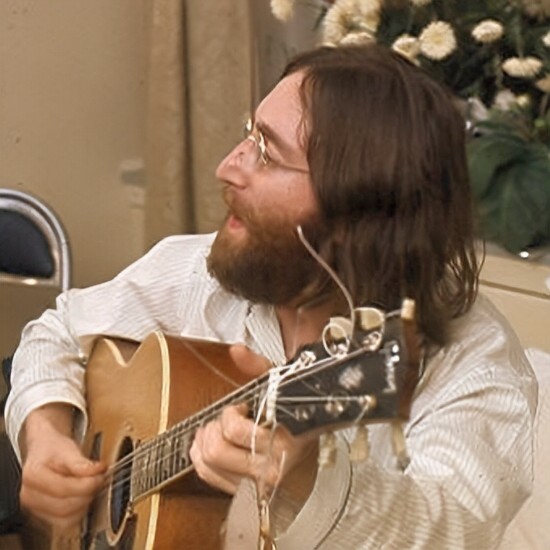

{"left": 222, "top": 187, "right": 258, "bottom": 229}
{"left": 220, "top": 186, "right": 318, "bottom": 244}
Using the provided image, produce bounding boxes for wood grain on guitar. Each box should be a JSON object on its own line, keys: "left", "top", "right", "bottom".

{"left": 51, "top": 300, "right": 421, "bottom": 550}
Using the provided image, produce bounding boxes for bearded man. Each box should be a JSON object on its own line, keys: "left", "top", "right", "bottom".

{"left": 5, "top": 44, "right": 536, "bottom": 549}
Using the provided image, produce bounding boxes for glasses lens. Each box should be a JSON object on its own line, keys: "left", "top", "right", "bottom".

{"left": 243, "top": 117, "right": 267, "bottom": 165}
{"left": 244, "top": 117, "right": 253, "bottom": 139}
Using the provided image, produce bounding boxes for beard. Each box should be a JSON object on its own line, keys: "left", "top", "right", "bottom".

{"left": 207, "top": 193, "right": 328, "bottom": 306}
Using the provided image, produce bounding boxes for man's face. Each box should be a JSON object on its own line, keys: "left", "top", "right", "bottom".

{"left": 207, "top": 71, "right": 323, "bottom": 306}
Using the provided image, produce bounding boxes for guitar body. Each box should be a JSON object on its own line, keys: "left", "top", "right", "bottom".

{"left": 52, "top": 332, "right": 252, "bottom": 550}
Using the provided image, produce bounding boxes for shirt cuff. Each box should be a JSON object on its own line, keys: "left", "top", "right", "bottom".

{"left": 4, "top": 380, "right": 87, "bottom": 463}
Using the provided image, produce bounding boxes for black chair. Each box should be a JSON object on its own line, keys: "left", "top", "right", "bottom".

{"left": 0, "top": 188, "right": 71, "bottom": 292}
{"left": 0, "top": 188, "right": 72, "bottom": 410}
{"left": 0, "top": 188, "right": 72, "bottom": 534}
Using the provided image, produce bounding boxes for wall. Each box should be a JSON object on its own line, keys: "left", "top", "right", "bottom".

{"left": 480, "top": 247, "right": 550, "bottom": 353}
{"left": 0, "top": 0, "right": 149, "bottom": 290}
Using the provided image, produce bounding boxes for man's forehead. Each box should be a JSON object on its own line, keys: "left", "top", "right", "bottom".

{"left": 255, "top": 71, "right": 305, "bottom": 120}
{"left": 254, "top": 71, "right": 308, "bottom": 155}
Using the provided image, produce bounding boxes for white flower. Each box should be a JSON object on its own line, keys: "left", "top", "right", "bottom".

{"left": 492, "top": 91, "right": 531, "bottom": 110}
{"left": 466, "top": 97, "right": 488, "bottom": 123}
{"left": 270, "top": 0, "right": 295, "bottom": 22}
{"left": 340, "top": 31, "right": 376, "bottom": 46}
{"left": 536, "top": 74, "right": 550, "bottom": 93}
{"left": 502, "top": 56, "right": 543, "bottom": 79}
{"left": 419, "top": 21, "right": 457, "bottom": 60}
{"left": 492, "top": 89, "right": 518, "bottom": 111}
{"left": 410, "top": 0, "right": 432, "bottom": 6}
{"left": 323, "top": 0, "right": 381, "bottom": 46}
{"left": 516, "top": 95, "right": 531, "bottom": 108}
{"left": 392, "top": 34, "right": 421, "bottom": 62}
{"left": 471, "top": 20, "right": 504, "bottom": 44}
{"left": 543, "top": 30, "right": 550, "bottom": 47}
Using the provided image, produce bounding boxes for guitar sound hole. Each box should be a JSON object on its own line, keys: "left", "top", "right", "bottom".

{"left": 109, "top": 436, "right": 134, "bottom": 534}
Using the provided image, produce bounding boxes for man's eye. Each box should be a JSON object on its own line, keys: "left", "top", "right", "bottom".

{"left": 257, "top": 132, "right": 270, "bottom": 165}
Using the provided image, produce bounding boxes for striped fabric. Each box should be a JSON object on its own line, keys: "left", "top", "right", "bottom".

{"left": 5, "top": 234, "right": 537, "bottom": 549}
{"left": 499, "top": 348, "right": 550, "bottom": 550}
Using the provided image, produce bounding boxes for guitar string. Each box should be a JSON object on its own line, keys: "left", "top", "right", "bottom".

{"left": 105, "top": 346, "right": 347, "bottom": 479}
{"left": 102, "top": 399, "right": 364, "bottom": 502}
{"left": 102, "top": 325, "right": 406, "bottom": 497}
{"left": 104, "top": 310, "right": 406, "bottom": 500}
{"left": 102, "top": 321, "right": 406, "bottom": 495}
{"left": 103, "top": 318, "right": 356, "bottom": 481}
{"left": 102, "top": 390, "right": 381, "bottom": 502}
{"left": 101, "top": 353, "right": 336, "bottom": 487}
{"left": 99, "top": 350, "right": 369, "bottom": 499}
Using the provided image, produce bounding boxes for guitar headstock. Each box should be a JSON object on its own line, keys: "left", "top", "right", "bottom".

{"left": 268, "top": 299, "right": 422, "bottom": 438}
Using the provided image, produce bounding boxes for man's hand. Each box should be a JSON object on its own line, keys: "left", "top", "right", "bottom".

{"left": 20, "top": 404, "right": 106, "bottom": 531}
{"left": 189, "top": 345, "right": 318, "bottom": 500}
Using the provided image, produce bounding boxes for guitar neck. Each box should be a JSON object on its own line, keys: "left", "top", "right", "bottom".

{"left": 128, "top": 375, "right": 268, "bottom": 501}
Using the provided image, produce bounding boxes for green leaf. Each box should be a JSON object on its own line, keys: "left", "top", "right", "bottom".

{"left": 473, "top": 144, "right": 550, "bottom": 252}
{"left": 467, "top": 133, "right": 526, "bottom": 197}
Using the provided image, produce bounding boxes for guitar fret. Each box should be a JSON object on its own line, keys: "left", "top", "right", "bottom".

{"left": 154, "top": 441, "right": 161, "bottom": 487}
{"left": 147, "top": 442, "right": 155, "bottom": 492}
{"left": 130, "top": 450, "right": 141, "bottom": 497}
{"left": 162, "top": 436, "right": 172, "bottom": 480}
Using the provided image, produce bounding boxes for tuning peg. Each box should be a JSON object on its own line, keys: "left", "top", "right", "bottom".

{"left": 350, "top": 425, "right": 370, "bottom": 463}
{"left": 391, "top": 422, "right": 410, "bottom": 471}
{"left": 354, "top": 307, "right": 385, "bottom": 351}
{"left": 318, "top": 432, "right": 337, "bottom": 468}
{"left": 322, "top": 316, "right": 352, "bottom": 357}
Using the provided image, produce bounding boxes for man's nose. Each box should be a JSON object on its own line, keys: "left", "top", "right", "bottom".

{"left": 215, "top": 138, "right": 257, "bottom": 184}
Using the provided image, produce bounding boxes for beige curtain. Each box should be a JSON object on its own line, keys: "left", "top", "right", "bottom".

{"left": 144, "top": 0, "right": 253, "bottom": 247}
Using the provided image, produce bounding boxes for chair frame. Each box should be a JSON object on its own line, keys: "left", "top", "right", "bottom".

{"left": 0, "top": 188, "right": 71, "bottom": 292}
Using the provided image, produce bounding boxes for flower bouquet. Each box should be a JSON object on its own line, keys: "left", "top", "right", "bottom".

{"left": 272, "top": 0, "right": 550, "bottom": 253}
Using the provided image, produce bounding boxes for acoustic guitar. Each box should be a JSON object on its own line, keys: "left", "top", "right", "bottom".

{"left": 51, "top": 301, "right": 421, "bottom": 550}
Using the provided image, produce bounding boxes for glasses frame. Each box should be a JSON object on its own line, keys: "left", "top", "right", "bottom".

{"left": 242, "top": 117, "right": 309, "bottom": 174}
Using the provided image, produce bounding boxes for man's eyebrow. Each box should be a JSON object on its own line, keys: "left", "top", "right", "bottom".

{"left": 255, "top": 118, "right": 296, "bottom": 158}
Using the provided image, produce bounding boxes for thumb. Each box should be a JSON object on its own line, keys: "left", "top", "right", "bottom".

{"left": 67, "top": 457, "right": 107, "bottom": 477}
{"left": 53, "top": 439, "right": 106, "bottom": 477}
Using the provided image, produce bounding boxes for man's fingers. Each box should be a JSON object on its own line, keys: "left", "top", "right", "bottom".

{"left": 27, "top": 432, "right": 106, "bottom": 478}
{"left": 63, "top": 457, "right": 107, "bottom": 477}
{"left": 20, "top": 408, "right": 108, "bottom": 528}
{"left": 192, "top": 418, "right": 282, "bottom": 493}
{"left": 21, "top": 459, "right": 105, "bottom": 531}
{"left": 190, "top": 427, "right": 242, "bottom": 494}
{"left": 21, "top": 489, "right": 90, "bottom": 530}
{"left": 219, "top": 406, "right": 257, "bottom": 449}
{"left": 22, "top": 461, "right": 105, "bottom": 499}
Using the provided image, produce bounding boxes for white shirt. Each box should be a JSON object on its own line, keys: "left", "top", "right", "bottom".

{"left": 5, "top": 233, "right": 537, "bottom": 549}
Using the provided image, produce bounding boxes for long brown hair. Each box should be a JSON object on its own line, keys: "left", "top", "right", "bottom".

{"left": 283, "top": 44, "right": 479, "bottom": 347}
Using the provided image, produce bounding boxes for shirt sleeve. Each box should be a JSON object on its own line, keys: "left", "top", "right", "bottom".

{"left": 276, "top": 302, "right": 537, "bottom": 549}
{"left": 4, "top": 234, "right": 214, "bottom": 460}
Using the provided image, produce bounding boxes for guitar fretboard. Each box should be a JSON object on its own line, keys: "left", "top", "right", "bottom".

{"left": 129, "top": 376, "right": 266, "bottom": 501}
